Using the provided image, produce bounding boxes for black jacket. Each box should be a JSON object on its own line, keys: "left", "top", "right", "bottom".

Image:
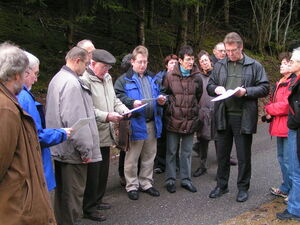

{"left": 207, "top": 54, "right": 270, "bottom": 134}
{"left": 287, "top": 75, "right": 300, "bottom": 130}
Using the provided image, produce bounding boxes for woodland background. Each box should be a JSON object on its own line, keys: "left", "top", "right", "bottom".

{"left": 0, "top": 0, "right": 299, "bottom": 94}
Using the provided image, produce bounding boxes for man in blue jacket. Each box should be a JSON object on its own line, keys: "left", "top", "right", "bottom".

{"left": 17, "top": 51, "right": 72, "bottom": 191}
{"left": 114, "top": 45, "right": 167, "bottom": 200}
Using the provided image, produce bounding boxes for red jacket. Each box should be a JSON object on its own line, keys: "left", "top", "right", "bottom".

{"left": 265, "top": 74, "right": 296, "bottom": 137}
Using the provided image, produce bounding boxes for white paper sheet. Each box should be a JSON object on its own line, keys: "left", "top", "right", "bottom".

{"left": 71, "top": 117, "right": 94, "bottom": 133}
{"left": 122, "top": 103, "right": 148, "bottom": 116}
{"left": 211, "top": 87, "right": 243, "bottom": 102}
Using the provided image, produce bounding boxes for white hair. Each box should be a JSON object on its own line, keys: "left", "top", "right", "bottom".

{"left": 291, "top": 47, "right": 300, "bottom": 62}
{"left": 0, "top": 42, "right": 28, "bottom": 82}
{"left": 24, "top": 51, "right": 40, "bottom": 69}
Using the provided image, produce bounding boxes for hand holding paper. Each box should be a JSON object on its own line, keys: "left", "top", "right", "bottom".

{"left": 211, "top": 86, "right": 244, "bottom": 102}
{"left": 71, "top": 117, "right": 94, "bottom": 133}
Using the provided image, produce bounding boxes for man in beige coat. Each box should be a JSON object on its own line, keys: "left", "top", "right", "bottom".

{"left": 80, "top": 49, "right": 129, "bottom": 222}
{"left": 0, "top": 42, "right": 56, "bottom": 225}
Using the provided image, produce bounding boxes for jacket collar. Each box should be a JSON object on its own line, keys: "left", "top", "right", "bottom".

{"left": 171, "top": 64, "right": 200, "bottom": 77}
{"left": 86, "top": 67, "right": 110, "bottom": 83}
{"left": 125, "top": 67, "right": 155, "bottom": 80}
{"left": 0, "top": 81, "right": 30, "bottom": 117}
{"left": 219, "top": 53, "right": 255, "bottom": 66}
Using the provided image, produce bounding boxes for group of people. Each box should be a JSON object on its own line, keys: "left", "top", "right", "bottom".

{"left": 0, "top": 31, "right": 300, "bottom": 225}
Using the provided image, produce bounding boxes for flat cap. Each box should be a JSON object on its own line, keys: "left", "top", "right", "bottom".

{"left": 92, "top": 49, "right": 116, "bottom": 65}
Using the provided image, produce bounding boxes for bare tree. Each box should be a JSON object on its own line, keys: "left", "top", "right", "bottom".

{"left": 224, "top": 0, "right": 230, "bottom": 26}
{"left": 137, "top": 0, "right": 145, "bottom": 45}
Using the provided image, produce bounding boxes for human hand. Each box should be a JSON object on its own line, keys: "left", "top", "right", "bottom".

{"left": 107, "top": 112, "right": 124, "bottom": 123}
{"left": 234, "top": 88, "right": 247, "bottom": 97}
{"left": 215, "top": 86, "right": 226, "bottom": 95}
{"left": 133, "top": 100, "right": 144, "bottom": 108}
{"left": 82, "top": 157, "right": 92, "bottom": 164}
{"left": 62, "top": 128, "right": 73, "bottom": 138}
{"left": 157, "top": 95, "right": 167, "bottom": 105}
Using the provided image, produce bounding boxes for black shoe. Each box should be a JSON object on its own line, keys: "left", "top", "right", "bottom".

{"left": 166, "top": 182, "right": 176, "bottom": 193}
{"left": 97, "top": 202, "right": 111, "bottom": 210}
{"left": 193, "top": 168, "right": 207, "bottom": 177}
{"left": 154, "top": 167, "right": 164, "bottom": 174}
{"left": 83, "top": 211, "right": 106, "bottom": 222}
{"left": 127, "top": 190, "right": 139, "bottom": 200}
{"left": 209, "top": 187, "right": 229, "bottom": 198}
{"left": 277, "top": 209, "right": 300, "bottom": 221}
{"left": 230, "top": 157, "right": 237, "bottom": 166}
{"left": 236, "top": 190, "right": 248, "bottom": 202}
{"left": 142, "top": 187, "right": 160, "bottom": 197}
{"left": 181, "top": 182, "right": 197, "bottom": 193}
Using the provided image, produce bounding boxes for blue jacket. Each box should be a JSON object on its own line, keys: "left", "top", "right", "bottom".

{"left": 17, "top": 86, "right": 67, "bottom": 191}
{"left": 114, "top": 68, "right": 163, "bottom": 140}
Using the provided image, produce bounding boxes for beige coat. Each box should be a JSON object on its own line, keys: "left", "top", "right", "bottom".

{"left": 0, "top": 82, "right": 56, "bottom": 225}
{"left": 81, "top": 68, "right": 129, "bottom": 147}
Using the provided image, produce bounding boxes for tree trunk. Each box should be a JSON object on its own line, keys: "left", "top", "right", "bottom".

{"left": 224, "top": 0, "right": 230, "bottom": 26}
{"left": 176, "top": 5, "right": 188, "bottom": 52}
{"left": 137, "top": 0, "right": 145, "bottom": 45}
{"left": 275, "top": 0, "right": 282, "bottom": 43}
{"left": 283, "top": 0, "right": 294, "bottom": 48}
{"left": 147, "top": 0, "right": 154, "bottom": 29}
{"left": 66, "top": 0, "right": 74, "bottom": 48}
{"left": 194, "top": 2, "right": 200, "bottom": 52}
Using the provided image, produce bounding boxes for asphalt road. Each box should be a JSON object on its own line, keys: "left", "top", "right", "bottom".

{"left": 82, "top": 123, "right": 281, "bottom": 225}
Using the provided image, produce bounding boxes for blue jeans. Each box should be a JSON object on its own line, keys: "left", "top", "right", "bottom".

{"left": 277, "top": 137, "right": 291, "bottom": 194}
{"left": 165, "top": 131, "right": 194, "bottom": 185}
{"left": 287, "top": 129, "right": 300, "bottom": 216}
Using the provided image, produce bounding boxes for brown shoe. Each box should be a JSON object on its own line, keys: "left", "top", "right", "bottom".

{"left": 83, "top": 211, "right": 106, "bottom": 222}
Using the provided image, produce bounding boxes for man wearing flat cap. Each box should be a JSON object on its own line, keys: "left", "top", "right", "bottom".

{"left": 80, "top": 49, "right": 129, "bottom": 222}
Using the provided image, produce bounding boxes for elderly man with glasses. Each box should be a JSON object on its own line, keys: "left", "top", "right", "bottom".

{"left": 80, "top": 49, "right": 130, "bottom": 221}
{"left": 207, "top": 32, "right": 269, "bottom": 202}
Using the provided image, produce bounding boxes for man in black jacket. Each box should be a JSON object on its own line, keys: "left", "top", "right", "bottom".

{"left": 207, "top": 32, "right": 269, "bottom": 202}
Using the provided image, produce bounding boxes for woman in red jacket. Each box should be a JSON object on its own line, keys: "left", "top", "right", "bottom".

{"left": 265, "top": 52, "right": 295, "bottom": 199}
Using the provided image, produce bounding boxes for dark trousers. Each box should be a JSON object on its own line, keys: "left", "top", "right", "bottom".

{"left": 54, "top": 161, "right": 87, "bottom": 225}
{"left": 216, "top": 115, "right": 253, "bottom": 191}
{"left": 118, "top": 150, "right": 126, "bottom": 177}
{"left": 193, "top": 137, "right": 217, "bottom": 169}
{"left": 83, "top": 147, "right": 110, "bottom": 214}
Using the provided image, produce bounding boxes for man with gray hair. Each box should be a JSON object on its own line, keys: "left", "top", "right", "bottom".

{"left": 0, "top": 42, "right": 56, "bottom": 224}
{"left": 46, "top": 46, "right": 101, "bottom": 225}
{"left": 207, "top": 32, "right": 269, "bottom": 202}
{"left": 211, "top": 42, "right": 227, "bottom": 64}
{"left": 77, "top": 39, "right": 95, "bottom": 62}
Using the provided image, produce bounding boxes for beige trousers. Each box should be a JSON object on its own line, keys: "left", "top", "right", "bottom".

{"left": 125, "top": 122, "right": 157, "bottom": 192}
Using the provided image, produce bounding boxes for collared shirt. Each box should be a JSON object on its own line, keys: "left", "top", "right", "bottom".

{"left": 137, "top": 74, "right": 154, "bottom": 121}
{"left": 225, "top": 58, "right": 244, "bottom": 116}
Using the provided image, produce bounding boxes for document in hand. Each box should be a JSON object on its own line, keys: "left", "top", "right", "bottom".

{"left": 71, "top": 117, "right": 94, "bottom": 133}
{"left": 211, "top": 86, "right": 243, "bottom": 102}
{"left": 122, "top": 103, "right": 148, "bottom": 116}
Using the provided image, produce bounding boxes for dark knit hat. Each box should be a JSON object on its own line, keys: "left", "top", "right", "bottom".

{"left": 92, "top": 49, "right": 116, "bottom": 65}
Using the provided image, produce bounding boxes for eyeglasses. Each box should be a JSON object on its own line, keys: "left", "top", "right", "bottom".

{"left": 217, "top": 50, "right": 226, "bottom": 53}
{"left": 135, "top": 60, "right": 148, "bottom": 65}
{"left": 225, "top": 48, "right": 239, "bottom": 54}
{"left": 103, "top": 64, "right": 112, "bottom": 70}
{"left": 199, "top": 58, "right": 210, "bottom": 64}
{"left": 26, "top": 68, "right": 40, "bottom": 78}
{"left": 183, "top": 57, "right": 194, "bottom": 62}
